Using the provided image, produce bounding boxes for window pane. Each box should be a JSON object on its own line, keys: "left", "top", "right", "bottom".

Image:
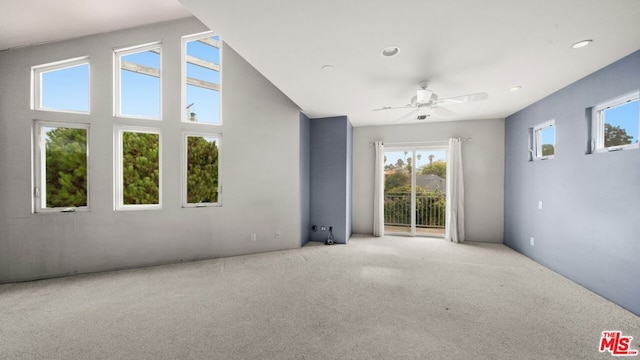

{"left": 540, "top": 126, "right": 555, "bottom": 156}
{"left": 120, "top": 49, "right": 160, "bottom": 118}
{"left": 44, "top": 126, "right": 87, "bottom": 208}
{"left": 41, "top": 63, "right": 89, "bottom": 112}
{"left": 603, "top": 99, "right": 639, "bottom": 147}
{"left": 186, "top": 136, "right": 219, "bottom": 203}
{"left": 184, "top": 35, "right": 221, "bottom": 124}
{"left": 122, "top": 132, "right": 159, "bottom": 205}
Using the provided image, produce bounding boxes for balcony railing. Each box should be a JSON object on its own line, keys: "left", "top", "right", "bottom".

{"left": 384, "top": 192, "right": 446, "bottom": 231}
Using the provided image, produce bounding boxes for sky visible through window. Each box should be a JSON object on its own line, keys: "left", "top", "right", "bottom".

{"left": 384, "top": 150, "right": 446, "bottom": 169}
{"left": 41, "top": 64, "right": 89, "bottom": 112}
{"left": 540, "top": 125, "right": 554, "bottom": 147}
{"left": 40, "top": 35, "right": 221, "bottom": 122}
{"left": 121, "top": 50, "right": 160, "bottom": 118}
{"left": 185, "top": 35, "right": 220, "bottom": 124}
{"left": 604, "top": 100, "right": 639, "bottom": 143}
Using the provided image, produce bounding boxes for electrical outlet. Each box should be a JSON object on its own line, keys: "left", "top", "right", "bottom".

{"left": 321, "top": 226, "right": 326, "bottom": 231}
{"left": 275, "top": 230, "right": 281, "bottom": 238}
{"left": 538, "top": 201, "right": 543, "bottom": 210}
{"left": 530, "top": 237, "right": 534, "bottom": 246}
{"left": 251, "top": 233, "right": 256, "bottom": 241}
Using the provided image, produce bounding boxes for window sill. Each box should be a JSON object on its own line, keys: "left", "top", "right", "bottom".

{"left": 592, "top": 144, "right": 639, "bottom": 154}
{"left": 34, "top": 207, "right": 89, "bottom": 214}
{"left": 182, "top": 203, "right": 221, "bottom": 208}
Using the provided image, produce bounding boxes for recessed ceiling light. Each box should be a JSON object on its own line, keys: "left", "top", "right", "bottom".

{"left": 381, "top": 46, "right": 400, "bottom": 57}
{"left": 572, "top": 40, "right": 592, "bottom": 49}
{"left": 321, "top": 65, "right": 334, "bottom": 72}
{"left": 510, "top": 86, "right": 522, "bottom": 92}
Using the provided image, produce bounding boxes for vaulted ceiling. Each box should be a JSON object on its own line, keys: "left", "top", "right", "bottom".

{"left": 3, "top": 0, "right": 640, "bottom": 126}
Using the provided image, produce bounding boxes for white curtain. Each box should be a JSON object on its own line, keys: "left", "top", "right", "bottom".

{"left": 373, "top": 141, "right": 384, "bottom": 237}
{"left": 445, "top": 138, "right": 465, "bottom": 243}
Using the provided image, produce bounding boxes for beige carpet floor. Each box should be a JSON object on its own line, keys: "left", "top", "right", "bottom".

{"left": 1, "top": 235, "right": 638, "bottom": 359}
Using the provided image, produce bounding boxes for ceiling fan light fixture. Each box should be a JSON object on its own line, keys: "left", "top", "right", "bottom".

{"left": 416, "top": 89, "right": 432, "bottom": 103}
{"left": 381, "top": 45, "right": 400, "bottom": 57}
{"left": 572, "top": 40, "right": 592, "bottom": 49}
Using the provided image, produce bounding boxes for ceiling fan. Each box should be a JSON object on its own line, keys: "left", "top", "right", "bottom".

{"left": 373, "top": 81, "right": 488, "bottom": 122}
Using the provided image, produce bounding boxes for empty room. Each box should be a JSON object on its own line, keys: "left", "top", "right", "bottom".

{"left": 1, "top": 0, "right": 639, "bottom": 359}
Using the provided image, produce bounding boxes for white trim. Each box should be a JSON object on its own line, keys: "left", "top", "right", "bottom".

{"left": 33, "top": 120, "right": 90, "bottom": 213}
{"left": 591, "top": 91, "right": 639, "bottom": 153}
{"left": 31, "top": 57, "right": 90, "bottom": 114}
{"left": 181, "top": 32, "right": 222, "bottom": 126}
{"left": 114, "top": 42, "right": 163, "bottom": 120}
{"left": 181, "top": 131, "right": 222, "bottom": 208}
{"left": 114, "top": 125, "right": 162, "bottom": 211}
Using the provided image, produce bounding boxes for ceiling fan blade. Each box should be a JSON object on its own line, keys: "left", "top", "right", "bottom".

{"left": 437, "top": 92, "right": 488, "bottom": 105}
{"left": 373, "top": 105, "right": 414, "bottom": 111}
{"left": 433, "top": 106, "right": 456, "bottom": 117}
{"left": 393, "top": 109, "right": 419, "bottom": 123}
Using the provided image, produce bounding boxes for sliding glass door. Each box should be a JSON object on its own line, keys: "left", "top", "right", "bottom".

{"left": 383, "top": 147, "right": 447, "bottom": 237}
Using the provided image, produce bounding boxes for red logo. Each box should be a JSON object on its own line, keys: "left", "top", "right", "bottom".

{"left": 600, "top": 331, "right": 638, "bottom": 356}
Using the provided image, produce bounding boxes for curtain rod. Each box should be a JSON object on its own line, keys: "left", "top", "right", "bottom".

{"left": 368, "top": 137, "right": 472, "bottom": 146}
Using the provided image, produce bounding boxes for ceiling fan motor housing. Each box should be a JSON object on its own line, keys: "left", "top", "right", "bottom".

{"left": 416, "top": 89, "right": 433, "bottom": 103}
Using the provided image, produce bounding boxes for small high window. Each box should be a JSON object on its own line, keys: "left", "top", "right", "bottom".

{"left": 115, "top": 43, "right": 162, "bottom": 119}
{"left": 532, "top": 120, "right": 555, "bottom": 160}
{"left": 183, "top": 133, "right": 221, "bottom": 207}
{"left": 32, "top": 57, "right": 90, "bottom": 113}
{"left": 114, "top": 127, "right": 161, "bottom": 210}
{"left": 592, "top": 91, "right": 639, "bottom": 152}
{"left": 33, "top": 121, "right": 89, "bottom": 212}
{"left": 182, "top": 32, "right": 221, "bottom": 124}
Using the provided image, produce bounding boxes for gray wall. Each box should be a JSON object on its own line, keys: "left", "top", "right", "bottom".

{"left": 504, "top": 50, "right": 640, "bottom": 315}
{"left": 352, "top": 119, "right": 505, "bottom": 242}
{"left": 309, "top": 116, "right": 352, "bottom": 244}
{"left": 299, "top": 113, "right": 311, "bottom": 246}
{"left": 0, "top": 18, "right": 304, "bottom": 282}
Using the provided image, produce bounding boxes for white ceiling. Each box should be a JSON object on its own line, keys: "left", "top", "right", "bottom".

{"left": 0, "top": 0, "right": 190, "bottom": 50}
{"left": 179, "top": 0, "right": 640, "bottom": 126}
{"left": 3, "top": 1, "right": 640, "bottom": 126}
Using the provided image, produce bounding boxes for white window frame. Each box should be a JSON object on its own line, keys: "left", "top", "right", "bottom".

{"left": 181, "top": 31, "right": 222, "bottom": 125}
{"left": 182, "top": 132, "right": 222, "bottom": 208}
{"left": 114, "top": 42, "right": 163, "bottom": 120}
{"left": 31, "top": 56, "right": 90, "bottom": 114}
{"left": 591, "top": 91, "right": 640, "bottom": 153}
{"left": 532, "top": 120, "right": 555, "bottom": 161}
{"left": 114, "top": 126, "right": 162, "bottom": 211}
{"left": 33, "top": 120, "right": 90, "bottom": 213}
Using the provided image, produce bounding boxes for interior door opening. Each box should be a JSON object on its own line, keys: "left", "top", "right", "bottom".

{"left": 383, "top": 147, "right": 447, "bottom": 237}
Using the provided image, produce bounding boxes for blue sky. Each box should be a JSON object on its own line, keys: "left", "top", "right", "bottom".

{"left": 605, "top": 100, "right": 639, "bottom": 143}
{"left": 540, "top": 125, "right": 554, "bottom": 146}
{"left": 41, "top": 64, "right": 89, "bottom": 112}
{"left": 40, "top": 35, "right": 221, "bottom": 123}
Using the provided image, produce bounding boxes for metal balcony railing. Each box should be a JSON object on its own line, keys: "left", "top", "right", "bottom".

{"left": 384, "top": 192, "right": 446, "bottom": 230}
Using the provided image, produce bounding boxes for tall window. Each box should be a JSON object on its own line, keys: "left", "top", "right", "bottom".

{"left": 114, "top": 127, "right": 161, "bottom": 210}
{"left": 34, "top": 122, "right": 89, "bottom": 212}
{"left": 115, "top": 43, "right": 162, "bottom": 119}
{"left": 592, "top": 91, "right": 639, "bottom": 152}
{"left": 183, "top": 133, "right": 221, "bottom": 207}
{"left": 182, "top": 32, "right": 221, "bottom": 124}
{"left": 532, "top": 120, "right": 555, "bottom": 160}
{"left": 32, "top": 57, "right": 90, "bottom": 113}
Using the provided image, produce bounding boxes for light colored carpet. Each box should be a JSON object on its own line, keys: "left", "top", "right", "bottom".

{"left": 0, "top": 235, "right": 638, "bottom": 359}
